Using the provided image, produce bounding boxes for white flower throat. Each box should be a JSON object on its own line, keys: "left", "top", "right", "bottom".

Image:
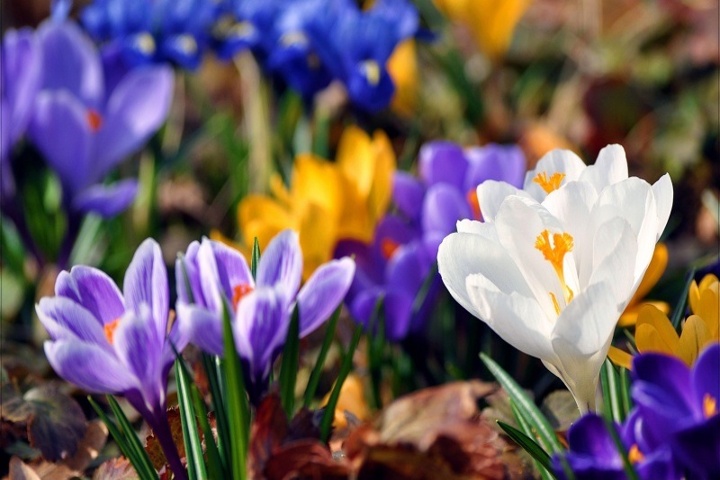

{"left": 535, "top": 229, "right": 575, "bottom": 315}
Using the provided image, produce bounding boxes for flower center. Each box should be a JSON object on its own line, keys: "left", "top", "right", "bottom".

{"left": 86, "top": 110, "right": 103, "bottom": 132}
{"left": 381, "top": 238, "right": 400, "bottom": 260}
{"left": 466, "top": 190, "right": 482, "bottom": 220}
{"left": 703, "top": 393, "right": 717, "bottom": 418}
{"left": 104, "top": 318, "right": 121, "bottom": 344}
{"left": 232, "top": 284, "right": 254, "bottom": 310}
{"left": 628, "top": 444, "right": 644, "bottom": 464}
{"left": 535, "top": 229, "right": 575, "bottom": 315}
{"left": 135, "top": 32, "right": 156, "bottom": 55}
{"left": 361, "top": 60, "right": 381, "bottom": 86}
{"left": 533, "top": 172, "right": 566, "bottom": 194}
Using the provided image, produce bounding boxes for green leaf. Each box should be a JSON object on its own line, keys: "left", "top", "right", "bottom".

{"left": 221, "top": 301, "right": 249, "bottom": 480}
{"left": 368, "top": 297, "right": 386, "bottom": 410}
{"left": 600, "top": 359, "right": 624, "bottom": 422}
{"left": 671, "top": 268, "right": 697, "bottom": 329}
{"left": 497, "top": 420, "right": 554, "bottom": 477}
{"left": 174, "top": 359, "right": 206, "bottom": 480}
{"left": 508, "top": 400, "right": 557, "bottom": 480}
{"left": 480, "top": 353, "right": 563, "bottom": 454}
{"left": 320, "top": 325, "right": 363, "bottom": 442}
{"left": 89, "top": 397, "right": 156, "bottom": 480}
{"left": 106, "top": 396, "right": 158, "bottom": 480}
{"left": 279, "top": 306, "right": 300, "bottom": 417}
{"left": 190, "top": 382, "right": 225, "bottom": 480}
{"left": 251, "top": 238, "right": 261, "bottom": 280}
{"left": 202, "top": 354, "right": 230, "bottom": 471}
{"left": 303, "top": 305, "right": 341, "bottom": 407}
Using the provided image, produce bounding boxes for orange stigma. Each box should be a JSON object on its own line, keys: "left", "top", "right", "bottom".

{"left": 381, "top": 238, "right": 400, "bottom": 260}
{"left": 232, "top": 284, "right": 254, "bottom": 309}
{"left": 466, "top": 190, "right": 482, "bottom": 220}
{"left": 104, "top": 318, "right": 121, "bottom": 344}
{"left": 628, "top": 444, "right": 644, "bottom": 464}
{"left": 533, "top": 172, "right": 566, "bottom": 194}
{"left": 703, "top": 394, "right": 717, "bottom": 418}
{"left": 87, "top": 109, "right": 103, "bottom": 132}
{"left": 535, "top": 229, "right": 575, "bottom": 313}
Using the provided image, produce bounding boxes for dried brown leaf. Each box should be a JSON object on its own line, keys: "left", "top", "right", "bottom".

{"left": 92, "top": 457, "right": 140, "bottom": 480}
{"left": 62, "top": 419, "right": 109, "bottom": 471}
{"left": 144, "top": 407, "right": 185, "bottom": 470}
{"left": 6, "top": 456, "right": 80, "bottom": 480}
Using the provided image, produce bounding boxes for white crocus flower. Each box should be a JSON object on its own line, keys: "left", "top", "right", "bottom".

{"left": 438, "top": 147, "right": 673, "bottom": 413}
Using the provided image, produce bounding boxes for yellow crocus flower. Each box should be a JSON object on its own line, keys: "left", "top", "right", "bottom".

{"left": 216, "top": 126, "right": 395, "bottom": 280}
{"left": 433, "top": 0, "right": 531, "bottom": 60}
{"left": 387, "top": 39, "right": 418, "bottom": 116}
{"left": 609, "top": 274, "right": 720, "bottom": 368}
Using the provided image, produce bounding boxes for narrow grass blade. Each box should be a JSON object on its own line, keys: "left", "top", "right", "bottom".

{"left": 105, "top": 396, "right": 159, "bottom": 479}
{"left": 251, "top": 238, "right": 261, "bottom": 279}
{"left": 671, "top": 267, "right": 696, "bottom": 329}
{"left": 221, "top": 301, "right": 249, "bottom": 480}
{"left": 600, "top": 359, "right": 623, "bottom": 422}
{"left": 279, "top": 305, "right": 300, "bottom": 417}
{"left": 190, "top": 381, "right": 225, "bottom": 480}
{"left": 619, "top": 366, "right": 633, "bottom": 416}
{"left": 303, "top": 306, "right": 341, "bottom": 407}
{"left": 498, "top": 420, "right": 554, "bottom": 477}
{"left": 368, "top": 298, "right": 385, "bottom": 410}
{"left": 320, "top": 325, "right": 362, "bottom": 442}
{"left": 202, "top": 353, "right": 230, "bottom": 471}
{"left": 89, "top": 397, "right": 157, "bottom": 480}
{"left": 508, "top": 400, "right": 557, "bottom": 480}
{"left": 175, "top": 359, "right": 206, "bottom": 480}
{"left": 480, "top": 353, "right": 563, "bottom": 453}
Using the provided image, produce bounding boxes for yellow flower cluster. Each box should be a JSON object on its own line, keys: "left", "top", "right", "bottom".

{"left": 215, "top": 126, "right": 395, "bottom": 280}
{"left": 610, "top": 273, "right": 719, "bottom": 368}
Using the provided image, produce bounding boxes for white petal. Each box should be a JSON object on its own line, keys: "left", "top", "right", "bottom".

{"left": 524, "top": 149, "right": 586, "bottom": 201}
{"left": 465, "top": 273, "right": 554, "bottom": 360}
{"left": 651, "top": 173, "right": 673, "bottom": 241}
{"left": 588, "top": 216, "right": 637, "bottom": 306}
{"left": 456, "top": 219, "right": 498, "bottom": 242}
{"left": 475, "top": 180, "right": 523, "bottom": 223}
{"left": 579, "top": 144, "right": 628, "bottom": 193}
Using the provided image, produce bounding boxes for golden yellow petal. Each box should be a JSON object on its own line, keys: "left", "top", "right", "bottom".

{"left": 322, "top": 374, "right": 370, "bottom": 429}
{"left": 294, "top": 154, "right": 343, "bottom": 216}
{"left": 627, "top": 243, "right": 668, "bottom": 307}
{"left": 269, "top": 173, "right": 292, "bottom": 207}
{"left": 607, "top": 346, "right": 633, "bottom": 370}
{"left": 691, "top": 275, "right": 719, "bottom": 338}
{"left": 336, "top": 126, "right": 374, "bottom": 199}
{"left": 387, "top": 39, "right": 418, "bottom": 117}
{"left": 618, "top": 301, "right": 671, "bottom": 328}
{"left": 298, "top": 202, "right": 339, "bottom": 279}
{"left": 635, "top": 304, "right": 679, "bottom": 354}
{"left": 337, "top": 176, "right": 373, "bottom": 243}
{"left": 368, "top": 130, "right": 396, "bottom": 223}
{"left": 465, "top": 0, "right": 532, "bottom": 60}
{"left": 678, "top": 315, "right": 712, "bottom": 366}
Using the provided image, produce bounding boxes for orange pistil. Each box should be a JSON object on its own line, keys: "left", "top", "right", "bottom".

{"left": 703, "top": 394, "right": 717, "bottom": 418}
{"left": 104, "top": 318, "right": 121, "bottom": 344}
{"left": 232, "top": 284, "right": 254, "bottom": 309}
{"left": 628, "top": 444, "right": 645, "bottom": 464}
{"left": 535, "top": 229, "right": 575, "bottom": 311}
{"left": 87, "top": 109, "right": 103, "bottom": 132}
{"left": 533, "top": 172, "right": 566, "bottom": 194}
{"left": 466, "top": 190, "right": 482, "bottom": 221}
{"left": 381, "top": 238, "right": 400, "bottom": 260}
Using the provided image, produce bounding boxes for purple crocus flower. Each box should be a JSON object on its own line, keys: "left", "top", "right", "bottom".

{"left": 340, "top": 141, "right": 526, "bottom": 340}
{"left": 631, "top": 342, "right": 720, "bottom": 479}
{"left": 37, "top": 239, "right": 188, "bottom": 479}
{"left": 28, "top": 20, "right": 173, "bottom": 219}
{"left": 1, "top": 28, "right": 42, "bottom": 197}
{"left": 176, "top": 229, "right": 355, "bottom": 401}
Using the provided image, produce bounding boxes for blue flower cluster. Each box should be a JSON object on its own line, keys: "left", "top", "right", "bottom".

{"left": 79, "top": 0, "right": 419, "bottom": 111}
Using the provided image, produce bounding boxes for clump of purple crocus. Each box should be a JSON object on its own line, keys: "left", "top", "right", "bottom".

{"left": 552, "top": 342, "right": 720, "bottom": 480}
{"left": 338, "top": 141, "right": 526, "bottom": 340}
{"left": 176, "top": 229, "right": 355, "bottom": 403}
{"left": 37, "top": 239, "right": 188, "bottom": 479}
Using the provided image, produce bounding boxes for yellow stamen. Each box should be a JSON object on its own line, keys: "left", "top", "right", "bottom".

{"left": 628, "top": 444, "right": 644, "bottom": 464}
{"left": 104, "top": 318, "right": 121, "bottom": 344}
{"left": 232, "top": 284, "right": 254, "bottom": 310}
{"left": 703, "top": 394, "right": 717, "bottom": 418}
{"left": 535, "top": 230, "right": 575, "bottom": 309}
{"left": 361, "top": 60, "right": 381, "bottom": 85}
{"left": 466, "top": 190, "right": 482, "bottom": 220}
{"left": 176, "top": 35, "right": 198, "bottom": 55}
{"left": 135, "top": 33, "right": 156, "bottom": 55}
{"left": 533, "top": 172, "right": 566, "bottom": 194}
